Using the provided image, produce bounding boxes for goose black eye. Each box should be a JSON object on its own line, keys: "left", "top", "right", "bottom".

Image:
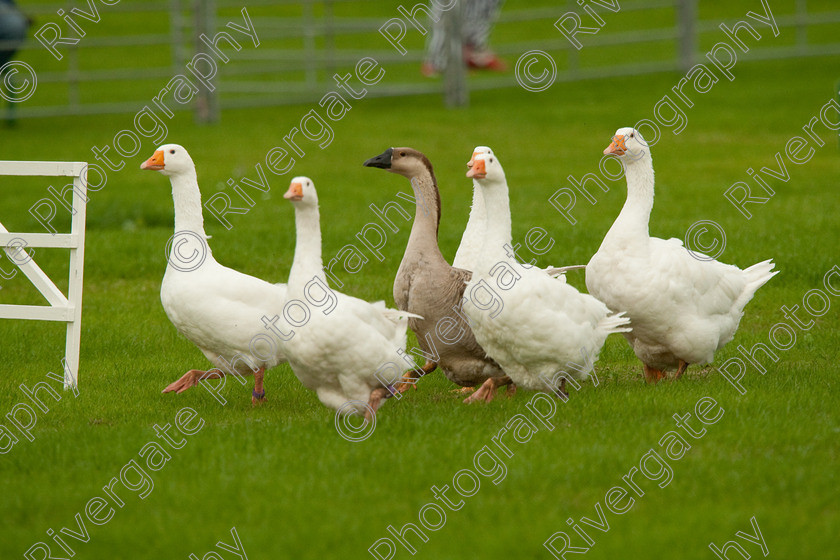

{"left": 400, "top": 151, "right": 406, "bottom": 157}
{"left": 169, "top": 149, "right": 175, "bottom": 154}
{"left": 489, "top": 158, "right": 494, "bottom": 163}
{"left": 629, "top": 133, "right": 634, "bottom": 138}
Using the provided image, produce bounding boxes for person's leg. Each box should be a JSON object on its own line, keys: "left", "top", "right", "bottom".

{"left": 462, "top": 0, "right": 501, "bottom": 49}
{"left": 0, "top": 3, "right": 31, "bottom": 125}
{"left": 423, "top": 2, "right": 448, "bottom": 75}
{"left": 0, "top": 2, "right": 30, "bottom": 66}
{"left": 462, "top": 0, "right": 506, "bottom": 71}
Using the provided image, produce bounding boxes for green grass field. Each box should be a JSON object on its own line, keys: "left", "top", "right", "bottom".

{"left": 2, "top": 9, "right": 840, "bottom": 559}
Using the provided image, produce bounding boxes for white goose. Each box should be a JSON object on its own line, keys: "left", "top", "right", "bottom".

{"left": 586, "top": 127, "right": 778, "bottom": 382}
{"left": 141, "top": 144, "right": 289, "bottom": 404}
{"left": 462, "top": 151, "right": 630, "bottom": 401}
{"left": 281, "top": 177, "right": 419, "bottom": 418}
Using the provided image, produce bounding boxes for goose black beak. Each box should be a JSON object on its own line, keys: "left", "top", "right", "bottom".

{"left": 363, "top": 148, "right": 393, "bottom": 169}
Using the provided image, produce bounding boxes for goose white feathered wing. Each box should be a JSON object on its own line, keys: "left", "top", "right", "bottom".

{"left": 284, "top": 294, "right": 412, "bottom": 413}
{"left": 161, "top": 260, "right": 289, "bottom": 369}
{"left": 467, "top": 263, "right": 629, "bottom": 391}
{"left": 588, "top": 235, "right": 776, "bottom": 369}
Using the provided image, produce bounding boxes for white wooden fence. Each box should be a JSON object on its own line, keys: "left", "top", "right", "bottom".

{"left": 0, "top": 161, "right": 87, "bottom": 389}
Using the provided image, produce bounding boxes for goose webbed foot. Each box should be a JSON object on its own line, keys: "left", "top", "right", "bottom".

{"left": 162, "top": 368, "right": 222, "bottom": 394}
{"left": 464, "top": 376, "right": 512, "bottom": 404}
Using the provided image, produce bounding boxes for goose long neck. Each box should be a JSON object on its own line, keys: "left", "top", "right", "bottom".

{"left": 462, "top": 182, "right": 485, "bottom": 239}
{"left": 170, "top": 170, "right": 207, "bottom": 236}
{"left": 405, "top": 170, "right": 445, "bottom": 258}
{"left": 477, "top": 178, "right": 512, "bottom": 262}
{"left": 453, "top": 182, "right": 485, "bottom": 268}
{"left": 289, "top": 203, "right": 325, "bottom": 291}
{"left": 610, "top": 156, "right": 655, "bottom": 240}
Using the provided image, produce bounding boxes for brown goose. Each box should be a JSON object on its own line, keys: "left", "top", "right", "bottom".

{"left": 363, "top": 147, "right": 510, "bottom": 400}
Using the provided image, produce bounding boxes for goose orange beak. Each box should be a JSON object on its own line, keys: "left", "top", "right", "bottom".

{"left": 140, "top": 150, "right": 165, "bottom": 170}
{"left": 604, "top": 135, "right": 627, "bottom": 156}
{"left": 467, "top": 158, "right": 486, "bottom": 179}
{"left": 284, "top": 181, "right": 303, "bottom": 201}
{"left": 467, "top": 150, "right": 481, "bottom": 168}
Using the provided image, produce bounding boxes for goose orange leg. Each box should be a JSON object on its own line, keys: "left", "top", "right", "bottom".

{"left": 163, "top": 367, "right": 266, "bottom": 405}
{"left": 251, "top": 367, "right": 266, "bottom": 405}
{"left": 674, "top": 360, "right": 689, "bottom": 379}
{"left": 366, "top": 386, "right": 393, "bottom": 422}
{"left": 163, "top": 368, "right": 224, "bottom": 394}
{"left": 643, "top": 364, "right": 666, "bottom": 384}
{"left": 396, "top": 360, "right": 437, "bottom": 393}
{"left": 553, "top": 378, "right": 568, "bottom": 400}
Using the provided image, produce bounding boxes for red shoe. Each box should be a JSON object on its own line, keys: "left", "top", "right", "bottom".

{"left": 421, "top": 61, "right": 440, "bottom": 78}
{"left": 464, "top": 46, "right": 507, "bottom": 72}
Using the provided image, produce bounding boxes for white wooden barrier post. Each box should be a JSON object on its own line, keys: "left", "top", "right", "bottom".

{"left": 0, "top": 161, "right": 88, "bottom": 389}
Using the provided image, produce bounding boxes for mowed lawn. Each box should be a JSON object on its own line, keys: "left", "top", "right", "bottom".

{"left": 1, "top": 52, "right": 839, "bottom": 559}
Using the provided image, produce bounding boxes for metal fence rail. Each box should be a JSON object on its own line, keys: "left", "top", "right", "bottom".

{"left": 4, "top": 0, "right": 840, "bottom": 121}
